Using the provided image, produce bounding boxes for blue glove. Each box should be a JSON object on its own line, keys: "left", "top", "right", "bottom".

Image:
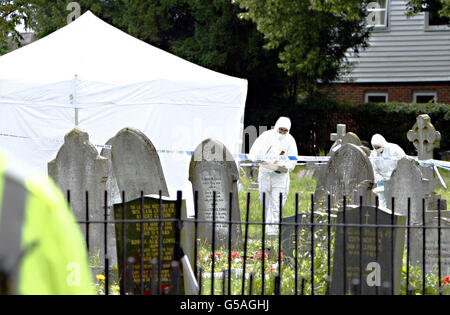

{"left": 379, "top": 180, "right": 385, "bottom": 187}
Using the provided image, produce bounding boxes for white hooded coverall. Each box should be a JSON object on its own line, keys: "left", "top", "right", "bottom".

{"left": 249, "top": 117, "right": 298, "bottom": 235}
{"left": 369, "top": 134, "right": 406, "bottom": 207}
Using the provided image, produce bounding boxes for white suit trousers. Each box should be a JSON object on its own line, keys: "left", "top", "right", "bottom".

{"left": 258, "top": 172, "right": 288, "bottom": 236}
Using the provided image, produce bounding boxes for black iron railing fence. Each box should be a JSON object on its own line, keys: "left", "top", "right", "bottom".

{"left": 70, "top": 190, "right": 448, "bottom": 296}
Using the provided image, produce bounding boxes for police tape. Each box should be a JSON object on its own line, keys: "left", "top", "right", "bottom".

{"left": 0, "top": 132, "right": 112, "bottom": 150}
{"left": 1, "top": 132, "right": 448, "bottom": 171}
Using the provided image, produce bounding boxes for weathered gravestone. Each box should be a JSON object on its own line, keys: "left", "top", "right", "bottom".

{"left": 385, "top": 157, "right": 433, "bottom": 224}
{"left": 407, "top": 114, "right": 446, "bottom": 210}
{"left": 329, "top": 124, "right": 371, "bottom": 156}
{"left": 280, "top": 214, "right": 307, "bottom": 259}
{"left": 114, "top": 195, "right": 188, "bottom": 295}
{"left": 315, "top": 144, "right": 376, "bottom": 211}
{"left": 331, "top": 205, "right": 406, "bottom": 295}
{"left": 48, "top": 128, "right": 109, "bottom": 264}
{"left": 315, "top": 125, "right": 371, "bottom": 185}
{"left": 99, "top": 144, "right": 120, "bottom": 271}
{"left": 107, "top": 128, "right": 169, "bottom": 203}
{"left": 189, "top": 139, "right": 241, "bottom": 248}
{"left": 409, "top": 210, "right": 450, "bottom": 277}
{"left": 384, "top": 155, "right": 450, "bottom": 278}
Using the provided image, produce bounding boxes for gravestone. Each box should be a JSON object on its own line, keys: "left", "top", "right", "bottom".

{"left": 108, "top": 128, "right": 169, "bottom": 203}
{"left": 330, "top": 124, "right": 347, "bottom": 153}
{"left": 114, "top": 195, "right": 187, "bottom": 295}
{"left": 189, "top": 139, "right": 241, "bottom": 248}
{"left": 329, "top": 124, "right": 371, "bottom": 156}
{"left": 315, "top": 144, "right": 376, "bottom": 211}
{"left": 410, "top": 210, "right": 450, "bottom": 277}
{"left": 330, "top": 205, "right": 406, "bottom": 295}
{"left": 385, "top": 157, "right": 433, "bottom": 224}
{"left": 48, "top": 128, "right": 109, "bottom": 264}
{"left": 407, "top": 114, "right": 446, "bottom": 210}
{"left": 280, "top": 214, "right": 307, "bottom": 258}
{"left": 100, "top": 144, "right": 120, "bottom": 270}
{"left": 407, "top": 114, "right": 441, "bottom": 184}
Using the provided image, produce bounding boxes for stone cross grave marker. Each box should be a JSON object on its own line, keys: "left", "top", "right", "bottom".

{"left": 107, "top": 128, "right": 169, "bottom": 203}
{"left": 407, "top": 114, "right": 446, "bottom": 209}
{"left": 329, "top": 124, "right": 371, "bottom": 156}
{"left": 48, "top": 128, "right": 110, "bottom": 266}
{"left": 113, "top": 195, "right": 187, "bottom": 295}
{"left": 329, "top": 124, "right": 347, "bottom": 154}
{"left": 315, "top": 144, "right": 375, "bottom": 211}
{"left": 330, "top": 205, "right": 406, "bottom": 295}
{"left": 407, "top": 114, "right": 441, "bottom": 162}
{"left": 189, "top": 139, "right": 242, "bottom": 248}
{"left": 331, "top": 124, "right": 347, "bottom": 146}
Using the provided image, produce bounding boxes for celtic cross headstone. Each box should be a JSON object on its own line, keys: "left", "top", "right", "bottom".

{"left": 407, "top": 114, "right": 441, "bottom": 161}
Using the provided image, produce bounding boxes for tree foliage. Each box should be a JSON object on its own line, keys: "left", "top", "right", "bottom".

{"left": 0, "top": 0, "right": 34, "bottom": 54}
{"left": 232, "top": 0, "right": 372, "bottom": 94}
{"left": 406, "top": 0, "right": 450, "bottom": 18}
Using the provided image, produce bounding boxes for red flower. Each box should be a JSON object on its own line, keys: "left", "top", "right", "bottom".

{"left": 216, "top": 253, "right": 222, "bottom": 259}
{"left": 444, "top": 276, "right": 450, "bottom": 286}
{"left": 255, "top": 251, "right": 268, "bottom": 260}
{"left": 231, "top": 252, "right": 240, "bottom": 260}
{"left": 161, "top": 284, "right": 170, "bottom": 295}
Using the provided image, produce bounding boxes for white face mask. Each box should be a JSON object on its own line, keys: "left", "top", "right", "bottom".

{"left": 376, "top": 147, "right": 384, "bottom": 154}
{"left": 277, "top": 133, "right": 287, "bottom": 141}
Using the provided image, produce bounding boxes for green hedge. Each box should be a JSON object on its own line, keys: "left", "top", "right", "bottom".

{"left": 289, "top": 98, "right": 450, "bottom": 158}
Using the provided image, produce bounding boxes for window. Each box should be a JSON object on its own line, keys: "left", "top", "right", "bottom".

{"left": 424, "top": 2, "right": 450, "bottom": 31}
{"left": 367, "top": 1, "right": 389, "bottom": 28}
{"left": 365, "top": 92, "right": 388, "bottom": 103}
{"left": 413, "top": 91, "right": 437, "bottom": 104}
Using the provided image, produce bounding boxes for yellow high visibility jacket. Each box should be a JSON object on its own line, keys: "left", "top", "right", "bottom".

{"left": 0, "top": 152, "right": 95, "bottom": 295}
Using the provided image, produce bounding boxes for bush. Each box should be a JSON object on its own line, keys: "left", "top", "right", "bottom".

{"left": 288, "top": 97, "right": 450, "bottom": 158}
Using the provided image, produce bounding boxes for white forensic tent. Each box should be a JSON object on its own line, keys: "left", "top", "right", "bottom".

{"left": 0, "top": 11, "right": 248, "bottom": 214}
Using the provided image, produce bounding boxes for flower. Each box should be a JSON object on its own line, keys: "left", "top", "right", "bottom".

{"left": 254, "top": 251, "right": 268, "bottom": 260}
{"left": 231, "top": 252, "right": 241, "bottom": 260}
{"left": 96, "top": 274, "right": 106, "bottom": 282}
{"left": 444, "top": 276, "right": 450, "bottom": 286}
{"left": 161, "top": 284, "right": 170, "bottom": 295}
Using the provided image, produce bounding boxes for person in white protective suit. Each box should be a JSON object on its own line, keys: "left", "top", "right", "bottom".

{"left": 249, "top": 117, "right": 298, "bottom": 236}
{"left": 370, "top": 134, "right": 406, "bottom": 208}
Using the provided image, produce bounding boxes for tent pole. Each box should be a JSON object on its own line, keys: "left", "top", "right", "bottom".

{"left": 75, "top": 108, "right": 79, "bottom": 126}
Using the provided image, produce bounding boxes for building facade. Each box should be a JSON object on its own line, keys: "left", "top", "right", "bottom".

{"left": 331, "top": 0, "right": 450, "bottom": 104}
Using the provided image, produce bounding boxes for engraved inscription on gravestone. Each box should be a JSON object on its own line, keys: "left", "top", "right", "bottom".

{"left": 200, "top": 168, "right": 228, "bottom": 237}
{"left": 315, "top": 144, "right": 375, "bottom": 211}
{"left": 410, "top": 211, "right": 450, "bottom": 277}
{"left": 330, "top": 206, "right": 406, "bottom": 295}
{"left": 189, "top": 139, "right": 241, "bottom": 248}
{"left": 114, "top": 196, "right": 185, "bottom": 295}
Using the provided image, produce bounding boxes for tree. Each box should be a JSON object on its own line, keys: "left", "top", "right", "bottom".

{"left": 168, "top": 0, "right": 290, "bottom": 122}
{"left": 0, "top": 0, "right": 35, "bottom": 55}
{"left": 232, "top": 0, "right": 372, "bottom": 95}
{"left": 406, "top": 0, "right": 450, "bottom": 19}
